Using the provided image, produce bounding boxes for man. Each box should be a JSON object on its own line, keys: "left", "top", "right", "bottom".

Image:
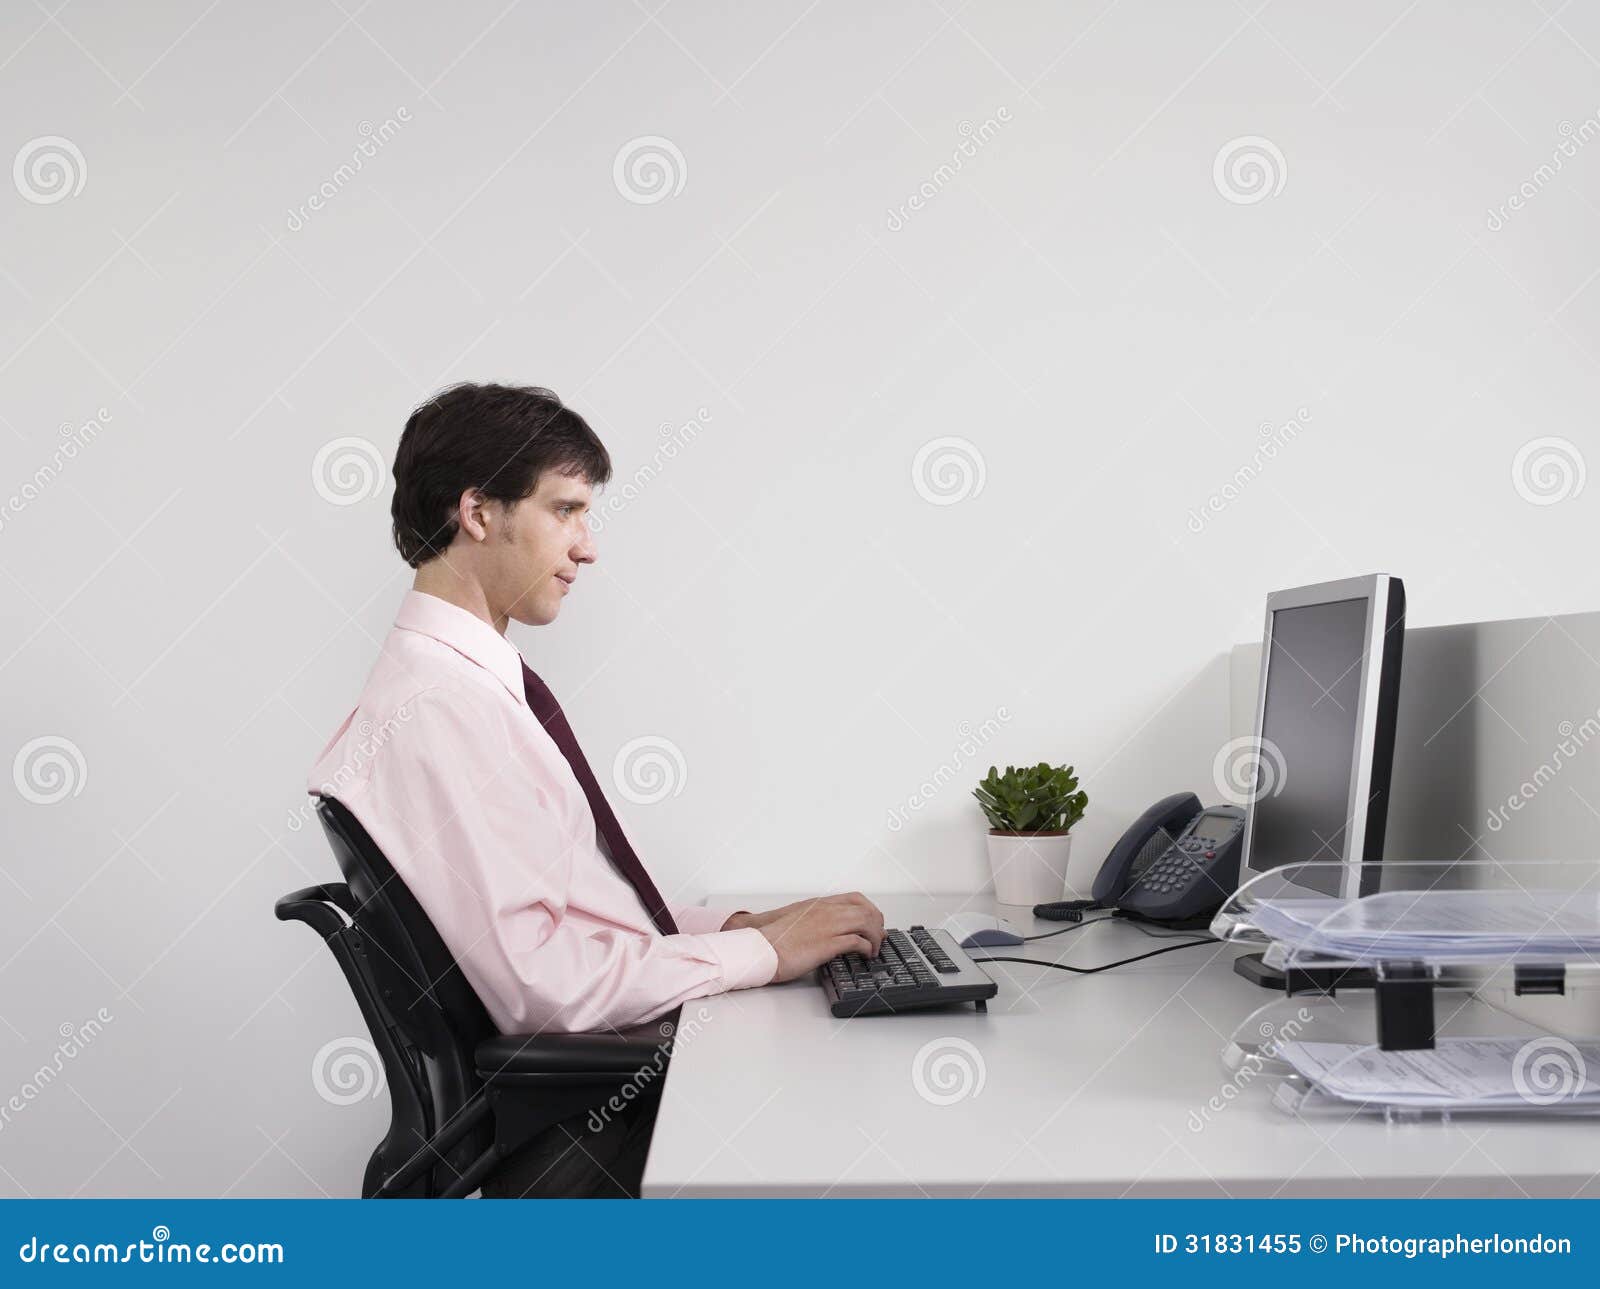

{"left": 307, "top": 382, "right": 885, "bottom": 1196}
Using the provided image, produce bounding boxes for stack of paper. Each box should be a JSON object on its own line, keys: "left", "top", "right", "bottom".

{"left": 1275, "top": 1037, "right": 1600, "bottom": 1110}
{"left": 1250, "top": 889, "right": 1600, "bottom": 964}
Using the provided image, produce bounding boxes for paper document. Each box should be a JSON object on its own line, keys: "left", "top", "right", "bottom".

{"left": 1275, "top": 1037, "right": 1600, "bottom": 1107}
{"left": 1250, "top": 890, "right": 1600, "bottom": 963}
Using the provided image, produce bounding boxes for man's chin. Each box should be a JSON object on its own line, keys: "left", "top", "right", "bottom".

{"left": 509, "top": 602, "right": 560, "bottom": 628}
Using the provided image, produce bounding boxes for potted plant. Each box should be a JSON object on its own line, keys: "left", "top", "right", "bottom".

{"left": 973, "top": 763, "right": 1089, "bottom": 905}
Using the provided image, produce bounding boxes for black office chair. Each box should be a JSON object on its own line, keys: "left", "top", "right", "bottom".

{"left": 274, "top": 795, "right": 670, "bottom": 1198}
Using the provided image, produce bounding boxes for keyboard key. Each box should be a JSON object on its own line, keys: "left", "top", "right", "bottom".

{"left": 822, "top": 926, "right": 998, "bottom": 1014}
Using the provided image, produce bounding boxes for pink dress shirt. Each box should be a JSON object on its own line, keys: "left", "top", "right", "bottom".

{"left": 306, "top": 589, "right": 778, "bottom": 1034}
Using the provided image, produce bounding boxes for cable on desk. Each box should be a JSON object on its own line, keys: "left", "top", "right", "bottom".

{"left": 970, "top": 937, "right": 1220, "bottom": 975}
{"left": 1123, "top": 918, "right": 1213, "bottom": 940}
{"left": 1023, "top": 914, "right": 1116, "bottom": 942}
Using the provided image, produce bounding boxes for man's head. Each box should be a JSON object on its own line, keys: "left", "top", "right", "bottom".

{"left": 391, "top": 383, "right": 611, "bottom": 627}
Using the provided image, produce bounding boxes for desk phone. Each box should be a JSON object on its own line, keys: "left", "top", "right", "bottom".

{"left": 1037, "top": 792, "right": 1246, "bottom": 927}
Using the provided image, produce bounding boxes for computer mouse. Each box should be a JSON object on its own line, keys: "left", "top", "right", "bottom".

{"left": 940, "top": 913, "right": 1025, "bottom": 948}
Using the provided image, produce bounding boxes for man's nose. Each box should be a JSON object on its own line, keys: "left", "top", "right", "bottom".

{"left": 573, "top": 526, "right": 597, "bottom": 564}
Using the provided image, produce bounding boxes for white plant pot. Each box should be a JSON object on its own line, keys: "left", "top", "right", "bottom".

{"left": 986, "top": 831, "right": 1074, "bottom": 906}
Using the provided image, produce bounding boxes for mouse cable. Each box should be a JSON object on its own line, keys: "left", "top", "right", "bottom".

{"left": 1023, "top": 914, "right": 1116, "bottom": 942}
{"left": 969, "top": 937, "right": 1220, "bottom": 975}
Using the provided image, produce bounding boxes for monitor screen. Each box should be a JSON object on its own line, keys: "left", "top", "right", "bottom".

{"left": 1249, "top": 596, "right": 1370, "bottom": 893}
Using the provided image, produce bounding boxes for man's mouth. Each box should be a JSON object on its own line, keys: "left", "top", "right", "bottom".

{"left": 555, "top": 573, "right": 574, "bottom": 593}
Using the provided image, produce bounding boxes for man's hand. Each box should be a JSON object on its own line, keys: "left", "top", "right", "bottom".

{"left": 722, "top": 892, "right": 880, "bottom": 934}
{"left": 725, "top": 893, "right": 886, "bottom": 983}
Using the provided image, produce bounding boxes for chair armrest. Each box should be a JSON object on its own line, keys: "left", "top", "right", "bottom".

{"left": 475, "top": 1023, "right": 671, "bottom": 1083}
{"left": 274, "top": 884, "right": 357, "bottom": 937}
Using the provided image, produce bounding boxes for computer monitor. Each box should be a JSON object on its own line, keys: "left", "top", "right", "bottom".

{"left": 1239, "top": 575, "right": 1406, "bottom": 899}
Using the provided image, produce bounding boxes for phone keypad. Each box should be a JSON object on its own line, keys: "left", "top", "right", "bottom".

{"left": 1140, "top": 848, "right": 1203, "bottom": 894}
{"left": 1131, "top": 813, "right": 1241, "bottom": 901}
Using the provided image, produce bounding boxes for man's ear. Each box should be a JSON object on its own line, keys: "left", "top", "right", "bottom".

{"left": 456, "top": 488, "right": 490, "bottom": 543}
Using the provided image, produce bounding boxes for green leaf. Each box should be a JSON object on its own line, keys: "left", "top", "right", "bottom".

{"left": 971, "top": 760, "right": 1090, "bottom": 832}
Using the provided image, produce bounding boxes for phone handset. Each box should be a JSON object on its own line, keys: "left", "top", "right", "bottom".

{"left": 1033, "top": 792, "right": 1203, "bottom": 922}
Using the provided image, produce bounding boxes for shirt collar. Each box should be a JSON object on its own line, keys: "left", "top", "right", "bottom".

{"left": 393, "top": 589, "right": 526, "bottom": 703}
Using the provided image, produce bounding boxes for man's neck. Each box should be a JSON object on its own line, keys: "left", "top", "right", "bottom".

{"left": 412, "top": 563, "right": 507, "bottom": 635}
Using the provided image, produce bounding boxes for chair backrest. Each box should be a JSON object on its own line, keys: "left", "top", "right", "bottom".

{"left": 314, "top": 796, "right": 496, "bottom": 1191}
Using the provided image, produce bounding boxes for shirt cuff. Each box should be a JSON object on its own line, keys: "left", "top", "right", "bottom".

{"left": 699, "top": 926, "right": 778, "bottom": 990}
{"left": 673, "top": 902, "right": 748, "bottom": 936}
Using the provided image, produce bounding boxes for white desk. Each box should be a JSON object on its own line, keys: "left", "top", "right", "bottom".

{"left": 642, "top": 894, "right": 1600, "bottom": 1198}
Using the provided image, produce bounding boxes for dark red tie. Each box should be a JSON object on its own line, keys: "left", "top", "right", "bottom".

{"left": 521, "top": 662, "right": 679, "bottom": 936}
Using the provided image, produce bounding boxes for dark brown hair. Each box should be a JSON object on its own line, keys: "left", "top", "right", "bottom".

{"left": 389, "top": 383, "right": 611, "bottom": 567}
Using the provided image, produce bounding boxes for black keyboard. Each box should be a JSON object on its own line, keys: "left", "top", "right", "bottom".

{"left": 818, "top": 926, "right": 998, "bottom": 1017}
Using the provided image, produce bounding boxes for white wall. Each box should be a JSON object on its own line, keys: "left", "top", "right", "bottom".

{"left": 3, "top": 0, "right": 1598, "bottom": 1196}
